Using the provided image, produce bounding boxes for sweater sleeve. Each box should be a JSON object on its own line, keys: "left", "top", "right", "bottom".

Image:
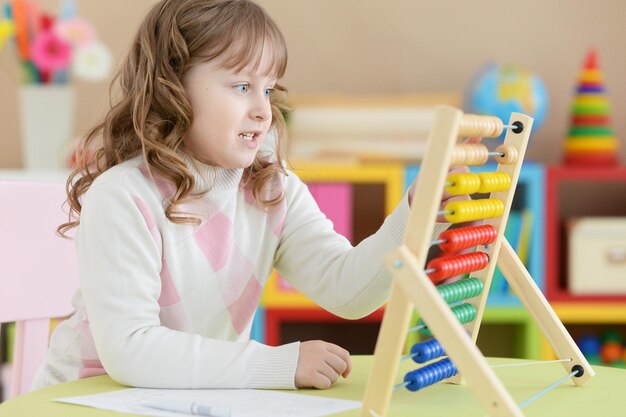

{"left": 78, "top": 183, "right": 299, "bottom": 389}
{"left": 274, "top": 174, "right": 448, "bottom": 320}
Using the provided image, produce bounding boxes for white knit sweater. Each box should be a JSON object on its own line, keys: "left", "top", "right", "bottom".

{"left": 33, "top": 155, "right": 446, "bottom": 390}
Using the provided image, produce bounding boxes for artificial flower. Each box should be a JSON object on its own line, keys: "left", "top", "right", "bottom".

{"left": 54, "top": 17, "right": 96, "bottom": 47}
{"left": 31, "top": 30, "right": 72, "bottom": 72}
{"left": 0, "top": 19, "right": 15, "bottom": 52}
{"left": 72, "top": 40, "right": 112, "bottom": 81}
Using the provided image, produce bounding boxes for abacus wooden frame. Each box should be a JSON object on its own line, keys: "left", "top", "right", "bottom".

{"left": 361, "top": 106, "right": 594, "bottom": 417}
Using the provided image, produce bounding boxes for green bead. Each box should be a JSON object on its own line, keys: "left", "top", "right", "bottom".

{"left": 437, "top": 278, "right": 484, "bottom": 304}
{"left": 418, "top": 303, "right": 477, "bottom": 336}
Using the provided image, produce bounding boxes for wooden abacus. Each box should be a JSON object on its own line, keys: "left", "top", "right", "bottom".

{"left": 361, "top": 106, "right": 594, "bottom": 417}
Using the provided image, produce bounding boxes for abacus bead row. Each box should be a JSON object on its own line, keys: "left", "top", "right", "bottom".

{"left": 410, "top": 339, "right": 446, "bottom": 364}
{"left": 445, "top": 172, "right": 512, "bottom": 195}
{"left": 444, "top": 198, "right": 504, "bottom": 223}
{"left": 438, "top": 225, "right": 498, "bottom": 252}
{"left": 427, "top": 252, "right": 489, "bottom": 283}
{"left": 450, "top": 144, "right": 519, "bottom": 166}
{"left": 459, "top": 114, "right": 504, "bottom": 138}
{"left": 436, "top": 277, "right": 484, "bottom": 304}
{"left": 403, "top": 358, "right": 458, "bottom": 392}
{"left": 450, "top": 144, "right": 489, "bottom": 166}
{"left": 418, "top": 303, "right": 478, "bottom": 336}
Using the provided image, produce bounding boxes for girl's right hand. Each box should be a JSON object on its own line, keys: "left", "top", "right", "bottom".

{"left": 294, "top": 340, "right": 352, "bottom": 389}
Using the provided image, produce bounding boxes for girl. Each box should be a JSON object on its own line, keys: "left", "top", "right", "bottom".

{"left": 34, "top": 0, "right": 460, "bottom": 391}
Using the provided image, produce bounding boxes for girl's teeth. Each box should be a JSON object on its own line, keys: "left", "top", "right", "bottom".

{"left": 239, "top": 133, "right": 254, "bottom": 140}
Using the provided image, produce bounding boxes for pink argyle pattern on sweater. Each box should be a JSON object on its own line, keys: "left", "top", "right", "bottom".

{"left": 134, "top": 196, "right": 182, "bottom": 307}
{"left": 193, "top": 210, "right": 262, "bottom": 334}
{"left": 133, "top": 195, "right": 191, "bottom": 332}
{"left": 133, "top": 195, "right": 163, "bottom": 251}
{"left": 243, "top": 186, "right": 286, "bottom": 236}
{"left": 77, "top": 318, "right": 106, "bottom": 379}
{"left": 139, "top": 163, "right": 176, "bottom": 199}
{"left": 138, "top": 165, "right": 285, "bottom": 335}
{"left": 227, "top": 273, "right": 262, "bottom": 333}
{"left": 194, "top": 210, "right": 233, "bottom": 272}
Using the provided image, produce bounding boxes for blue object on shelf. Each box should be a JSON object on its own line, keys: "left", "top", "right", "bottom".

{"left": 250, "top": 308, "right": 265, "bottom": 343}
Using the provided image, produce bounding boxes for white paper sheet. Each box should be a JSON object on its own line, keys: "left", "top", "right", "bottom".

{"left": 55, "top": 387, "right": 361, "bottom": 417}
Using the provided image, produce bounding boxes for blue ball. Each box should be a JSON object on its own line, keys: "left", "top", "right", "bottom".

{"left": 464, "top": 63, "right": 549, "bottom": 136}
{"left": 578, "top": 334, "right": 602, "bottom": 356}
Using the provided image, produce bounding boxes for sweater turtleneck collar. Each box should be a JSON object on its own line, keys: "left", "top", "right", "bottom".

{"left": 180, "top": 153, "right": 245, "bottom": 192}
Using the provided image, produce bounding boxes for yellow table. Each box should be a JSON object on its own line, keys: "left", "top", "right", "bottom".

{"left": 1, "top": 356, "right": 623, "bottom": 416}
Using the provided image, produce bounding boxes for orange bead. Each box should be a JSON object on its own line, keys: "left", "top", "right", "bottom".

{"left": 600, "top": 342, "right": 623, "bottom": 364}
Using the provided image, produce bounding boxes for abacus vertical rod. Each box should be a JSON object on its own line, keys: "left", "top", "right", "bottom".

{"left": 360, "top": 282, "right": 413, "bottom": 417}
{"left": 497, "top": 239, "right": 595, "bottom": 384}
{"left": 404, "top": 105, "right": 462, "bottom": 254}
{"left": 457, "top": 112, "right": 534, "bottom": 386}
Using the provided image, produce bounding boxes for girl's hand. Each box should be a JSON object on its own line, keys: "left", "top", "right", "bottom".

{"left": 294, "top": 341, "right": 352, "bottom": 389}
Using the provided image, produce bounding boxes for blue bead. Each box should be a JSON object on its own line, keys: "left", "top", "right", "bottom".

{"left": 410, "top": 339, "right": 446, "bottom": 363}
{"left": 404, "top": 358, "right": 458, "bottom": 392}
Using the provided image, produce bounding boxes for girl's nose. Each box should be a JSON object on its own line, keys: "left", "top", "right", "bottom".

{"left": 251, "top": 95, "right": 272, "bottom": 121}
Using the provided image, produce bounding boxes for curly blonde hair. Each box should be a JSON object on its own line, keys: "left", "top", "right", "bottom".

{"left": 59, "top": 0, "right": 289, "bottom": 236}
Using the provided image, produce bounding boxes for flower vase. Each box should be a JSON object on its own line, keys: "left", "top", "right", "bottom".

{"left": 18, "top": 85, "right": 75, "bottom": 170}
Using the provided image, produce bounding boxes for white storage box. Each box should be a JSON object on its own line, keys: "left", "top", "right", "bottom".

{"left": 569, "top": 217, "right": 626, "bottom": 294}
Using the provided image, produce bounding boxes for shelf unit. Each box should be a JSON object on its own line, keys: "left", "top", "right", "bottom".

{"left": 542, "top": 304, "right": 626, "bottom": 362}
{"left": 545, "top": 166, "right": 626, "bottom": 303}
{"left": 543, "top": 165, "right": 626, "bottom": 366}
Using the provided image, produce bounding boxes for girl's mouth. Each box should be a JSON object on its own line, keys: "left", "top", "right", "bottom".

{"left": 238, "top": 132, "right": 256, "bottom": 141}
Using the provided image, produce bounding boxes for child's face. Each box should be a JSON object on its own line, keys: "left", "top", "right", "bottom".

{"left": 182, "top": 48, "right": 277, "bottom": 169}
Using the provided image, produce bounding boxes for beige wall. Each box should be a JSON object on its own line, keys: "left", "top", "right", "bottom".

{"left": 2, "top": 0, "right": 626, "bottom": 168}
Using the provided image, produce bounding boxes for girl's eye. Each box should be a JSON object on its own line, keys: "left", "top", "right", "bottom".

{"left": 264, "top": 88, "right": 273, "bottom": 97}
{"left": 235, "top": 84, "right": 249, "bottom": 93}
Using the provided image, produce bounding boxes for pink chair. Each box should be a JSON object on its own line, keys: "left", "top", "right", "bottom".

{"left": 0, "top": 179, "right": 79, "bottom": 398}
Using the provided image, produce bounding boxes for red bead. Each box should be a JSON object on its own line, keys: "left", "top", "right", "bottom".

{"left": 438, "top": 225, "right": 497, "bottom": 253}
{"left": 426, "top": 252, "right": 489, "bottom": 284}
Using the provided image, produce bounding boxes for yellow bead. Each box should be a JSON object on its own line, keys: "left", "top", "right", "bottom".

{"left": 477, "top": 172, "right": 511, "bottom": 193}
{"left": 445, "top": 173, "right": 481, "bottom": 195}
{"left": 444, "top": 199, "right": 504, "bottom": 223}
